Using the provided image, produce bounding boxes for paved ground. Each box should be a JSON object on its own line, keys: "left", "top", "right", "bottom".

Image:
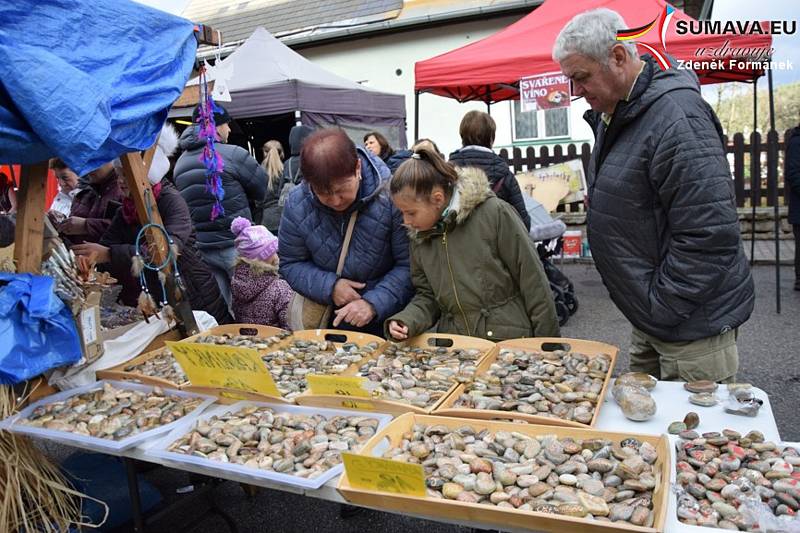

{"left": 741, "top": 238, "right": 796, "bottom": 265}
{"left": 46, "top": 264, "right": 800, "bottom": 533}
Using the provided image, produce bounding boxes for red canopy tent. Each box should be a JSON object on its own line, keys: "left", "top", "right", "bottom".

{"left": 415, "top": 0, "right": 772, "bottom": 106}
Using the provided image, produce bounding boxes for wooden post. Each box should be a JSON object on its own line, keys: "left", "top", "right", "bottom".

{"left": 120, "top": 150, "right": 170, "bottom": 269}
{"left": 120, "top": 150, "right": 199, "bottom": 336}
{"left": 13, "top": 161, "right": 49, "bottom": 273}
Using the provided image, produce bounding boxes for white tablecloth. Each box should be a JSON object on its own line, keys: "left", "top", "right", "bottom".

{"left": 595, "top": 380, "right": 780, "bottom": 442}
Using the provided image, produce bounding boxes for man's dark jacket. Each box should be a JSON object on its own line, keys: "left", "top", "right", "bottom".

{"left": 585, "top": 55, "right": 754, "bottom": 342}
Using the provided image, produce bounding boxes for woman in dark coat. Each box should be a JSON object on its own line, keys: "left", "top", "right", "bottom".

{"left": 448, "top": 110, "right": 531, "bottom": 231}
{"left": 73, "top": 127, "right": 231, "bottom": 324}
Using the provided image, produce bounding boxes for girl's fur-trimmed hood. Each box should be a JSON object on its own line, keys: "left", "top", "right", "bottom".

{"left": 408, "top": 166, "right": 492, "bottom": 240}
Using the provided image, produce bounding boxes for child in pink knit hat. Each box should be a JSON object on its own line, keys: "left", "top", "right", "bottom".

{"left": 230, "top": 217, "right": 294, "bottom": 329}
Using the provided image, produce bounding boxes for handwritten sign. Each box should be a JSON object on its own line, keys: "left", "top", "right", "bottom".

{"left": 342, "top": 453, "right": 426, "bottom": 496}
{"left": 520, "top": 71, "right": 571, "bottom": 112}
{"left": 339, "top": 398, "right": 376, "bottom": 411}
{"left": 306, "top": 374, "right": 371, "bottom": 398}
{"left": 166, "top": 341, "right": 281, "bottom": 397}
{"left": 516, "top": 159, "right": 587, "bottom": 211}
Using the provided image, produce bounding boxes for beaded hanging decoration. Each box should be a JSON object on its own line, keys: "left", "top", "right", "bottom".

{"left": 197, "top": 65, "right": 225, "bottom": 221}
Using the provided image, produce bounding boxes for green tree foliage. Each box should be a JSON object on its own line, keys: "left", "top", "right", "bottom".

{"left": 710, "top": 81, "right": 800, "bottom": 137}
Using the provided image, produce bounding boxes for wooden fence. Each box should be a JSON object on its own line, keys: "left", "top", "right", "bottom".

{"left": 497, "top": 129, "right": 793, "bottom": 213}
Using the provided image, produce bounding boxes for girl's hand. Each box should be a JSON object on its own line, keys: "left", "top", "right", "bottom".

{"left": 388, "top": 320, "right": 408, "bottom": 340}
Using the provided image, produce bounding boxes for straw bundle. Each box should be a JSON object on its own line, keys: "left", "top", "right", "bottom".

{"left": 0, "top": 384, "right": 108, "bottom": 531}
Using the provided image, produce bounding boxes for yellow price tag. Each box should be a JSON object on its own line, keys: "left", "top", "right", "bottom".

{"left": 342, "top": 453, "right": 426, "bottom": 496}
{"left": 306, "top": 374, "right": 370, "bottom": 398}
{"left": 339, "top": 399, "right": 375, "bottom": 411}
{"left": 167, "top": 341, "right": 281, "bottom": 397}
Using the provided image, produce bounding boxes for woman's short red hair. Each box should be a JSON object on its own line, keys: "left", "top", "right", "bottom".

{"left": 300, "top": 128, "right": 358, "bottom": 193}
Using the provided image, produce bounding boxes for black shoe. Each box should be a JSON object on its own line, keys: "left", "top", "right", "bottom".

{"left": 795, "top": 279, "right": 800, "bottom": 291}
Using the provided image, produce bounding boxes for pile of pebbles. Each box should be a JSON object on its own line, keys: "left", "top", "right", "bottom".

{"left": 168, "top": 405, "right": 381, "bottom": 478}
{"left": 122, "top": 333, "right": 290, "bottom": 386}
{"left": 356, "top": 344, "right": 484, "bottom": 408}
{"left": 262, "top": 339, "right": 381, "bottom": 399}
{"left": 452, "top": 349, "right": 613, "bottom": 424}
{"left": 674, "top": 428, "right": 800, "bottom": 530}
{"left": 383, "top": 423, "right": 661, "bottom": 527}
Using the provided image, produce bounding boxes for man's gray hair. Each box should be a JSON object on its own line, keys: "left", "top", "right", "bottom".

{"left": 552, "top": 8, "right": 638, "bottom": 63}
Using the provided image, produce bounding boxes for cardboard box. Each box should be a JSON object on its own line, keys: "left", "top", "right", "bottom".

{"left": 71, "top": 290, "right": 104, "bottom": 364}
{"left": 562, "top": 230, "right": 582, "bottom": 258}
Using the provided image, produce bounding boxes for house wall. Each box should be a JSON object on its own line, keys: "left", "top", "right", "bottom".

{"left": 297, "top": 16, "right": 594, "bottom": 156}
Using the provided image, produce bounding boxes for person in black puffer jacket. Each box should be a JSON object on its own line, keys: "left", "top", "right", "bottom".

{"left": 449, "top": 111, "right": 531, "bottom": 231}
{"left": 173, "top": 104, "right": 267, "bottom": 310}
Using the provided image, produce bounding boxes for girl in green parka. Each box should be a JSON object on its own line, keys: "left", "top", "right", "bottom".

{"left": 386, "top": 147, "right": 559, "bottom": 342}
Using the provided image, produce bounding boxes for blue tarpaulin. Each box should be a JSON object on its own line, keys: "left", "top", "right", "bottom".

{"left": 0, "top": 0, "right": 198, "bottom": 176}
{"left": 0, "top": 273, "right": 82, "bottom": 385}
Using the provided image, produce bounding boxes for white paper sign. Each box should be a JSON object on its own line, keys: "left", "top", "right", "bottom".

{"left": 80, "top": 308, "right": 98, "bottom": 345}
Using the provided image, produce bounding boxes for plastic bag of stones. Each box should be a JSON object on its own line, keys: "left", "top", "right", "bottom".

{"left": 356, "top": 344, "right": 483, "bottom": 408}
{"left": 673, "top": 428, "right": 800, "bottom": 530}
{"left": 382, "top": 424, "right": 661, "bottom": 527}
{"left": 452, "top": 349, "right": 612, "bottom": 425}
{"left": 264, "top": 339, "right": 382, "bottom": 399}
{"left": 166, "top": 405, "right": 381, "bottom": 478}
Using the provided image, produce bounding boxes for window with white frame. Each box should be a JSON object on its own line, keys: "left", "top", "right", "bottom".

{"left": 512, "top": 100, "right": 570, "bottom": 141}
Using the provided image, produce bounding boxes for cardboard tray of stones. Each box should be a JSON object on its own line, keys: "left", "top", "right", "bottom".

{"left": 296, "top": 333, "right": 495, "bottom": 416}
{"left": 668, "top": 431, "right": 800, "bottom": 532}
{"left": 185, "top": 329, "right": 386, "bottom": 405}
{"left": 0, "top": 380, "right": 216, "bottom": 454}
{"left": 146, "top": 400, "right": 394, "bottom": 490}
{"left": 97, "top": 324, "right": 287, "bottom": 389}
{"left": 337, "top": 412, "right": 670, "bottom": 533}
{"left": 433, "top": 337, "right": 618, "bottom": 429}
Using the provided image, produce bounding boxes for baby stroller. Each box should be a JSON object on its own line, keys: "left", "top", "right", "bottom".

{"left": 524, "top": 196, "right": 579, "bottom": 327}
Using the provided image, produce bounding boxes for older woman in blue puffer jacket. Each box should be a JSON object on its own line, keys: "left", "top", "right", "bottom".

{"left": 278, "top": 128, "right": 413, "bottom": 337}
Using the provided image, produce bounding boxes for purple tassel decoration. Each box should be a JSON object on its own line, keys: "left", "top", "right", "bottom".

{"left": 197, "top": 66, "right": 225, "bottom": 221}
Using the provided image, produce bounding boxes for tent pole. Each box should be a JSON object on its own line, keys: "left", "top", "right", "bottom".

{"left": 749, "top": 77, "right": 757, "bottom": 264}
{"left": 295, "top": 110, "right": 301, "bottom": 126}
{"left": 486, "top": 84, "right": 491, "bottom": 114}
{"left": 414, "top": 90, "right": 420, "bottom": 141}
{"left": 767, "top": 67, "right": 780, "bottom": 313}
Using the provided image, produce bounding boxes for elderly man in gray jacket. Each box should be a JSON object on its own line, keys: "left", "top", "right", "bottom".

{"left": 553, "top": 9, "right": 754, "bottom": 383}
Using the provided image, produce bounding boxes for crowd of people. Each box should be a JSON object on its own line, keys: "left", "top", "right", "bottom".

{"left": 44, "top": 99, "right": 558, "bottom": 343}
{"left": 27, "top": 8, "right": 776, "bottom": 384}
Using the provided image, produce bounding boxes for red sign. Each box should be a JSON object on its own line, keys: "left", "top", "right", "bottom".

{"left": 519, "top": 72, "right": 571, "bottom": 112}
